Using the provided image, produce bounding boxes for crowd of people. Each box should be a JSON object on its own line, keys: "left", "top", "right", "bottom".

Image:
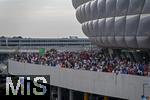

{"left": 12, "top": 49, "right": 150, "bottom": 76}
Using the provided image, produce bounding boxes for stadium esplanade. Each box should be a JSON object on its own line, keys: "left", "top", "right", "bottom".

{"left": 72, "top": 0, "right": 150, "bottom": 49}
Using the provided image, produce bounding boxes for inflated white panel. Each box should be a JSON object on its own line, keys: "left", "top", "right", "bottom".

{"left": 85, "top": 2, "right": 91, "bottom": 22}
{"left": 82, "top": 23, "right": 88, "bottom": 36}
{"left": 137, "top": 36, "right": 150, "bottom": 48}
{"left": 72, "top": 0, "right": 91, "bottom": 9}
{"left": 93, "top": 20, "right": 99, "bottom": 36}
{"left": 125, "top": 15, "right": 140, "bottom": 36}
{"left": 115, "top": 36, "right": 127, "bottom": 48}
{"left": 142, "top": 0, "right": 150, "bottom": 14}
{"left": 85, "top": 22, "right": 91, "bottom": 37}
{"left": 116, "top": 0, "right": 129, "bottom": 16}
{"left": 97, "top": 0, "right": 106, "bottom": 18}
{"left": 137, "top": 14, "right": 150, "bottom": 36}
{"left": 98, "top": 19, "right": 106, "bottom": 36}
{"left": 125, "top": 36, "right": 138, "bottom": 48}
{"left": 91, "top": 0, "right": 98, "bottom": 19}
{"left": 87, "top": 21, "right": 92, "bottom": 37}
{"left": 106, "top": 17, "right": 115, "bottom": 36}
{"left": 75, "top": 7, "right": 81, "bottom": 23}
{"left": 90, "top": 21, "right": 95, "bottom": 36}
{"left": 106, "top": 0, "right": 116, "bottom": 17}
{"left": 115, "top": 16, "right": 126, "bottom": 36}
{"left": 82, "top": 5, "right": 87, "bottom": 21}
{"left": 128, "top": 0, "right": 145, "bottom": 15}
{"left": 80, "top": 5, "right": 85, "bottom": 22}
{"left": 79, "top": 6, "right": 84, "bottom": 23}
{"left": 108, "top": 36, "right": 116, "bottom": 47}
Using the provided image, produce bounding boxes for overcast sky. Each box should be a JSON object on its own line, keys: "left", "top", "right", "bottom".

{"left": 0, "top": 0, "right": 86, "bottom": 38}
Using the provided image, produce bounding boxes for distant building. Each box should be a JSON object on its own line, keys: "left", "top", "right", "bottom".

{"left": 0, "top": 37, "right": 97, "bottom": 52}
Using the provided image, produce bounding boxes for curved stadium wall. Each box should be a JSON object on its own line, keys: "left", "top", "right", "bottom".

{"left": 72, "top": 0, "right": 150, "bottom": 49}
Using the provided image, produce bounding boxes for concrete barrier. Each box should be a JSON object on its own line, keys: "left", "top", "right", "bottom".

{"left": 8, "top": 60, "right": 150, "bottom": 100}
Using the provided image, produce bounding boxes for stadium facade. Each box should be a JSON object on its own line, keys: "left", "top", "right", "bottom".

{"left": 72, "top": 0, "right": 150, "bottom": 49}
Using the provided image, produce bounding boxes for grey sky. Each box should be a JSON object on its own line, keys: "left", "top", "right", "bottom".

{"left": 0, "top": 0, "right": 86, "bottom": 38}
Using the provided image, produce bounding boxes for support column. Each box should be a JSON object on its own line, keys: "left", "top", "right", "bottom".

{"left": 89, "top": 94, "right": 92, "bottom": 100}
{"left": 58, "top": 87, "right": 62, "bottom": 100}
{"left": 84, "top": 93, "right": 89, "bottom": 100}
{"left": 96, "top": 96, "right": 99, "bottom": 100}
{"left": 104, "top": 96, "right": 109, "bottom": 100}
{"left": 69, "top": 90, "right": 73, "bottom": 100}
